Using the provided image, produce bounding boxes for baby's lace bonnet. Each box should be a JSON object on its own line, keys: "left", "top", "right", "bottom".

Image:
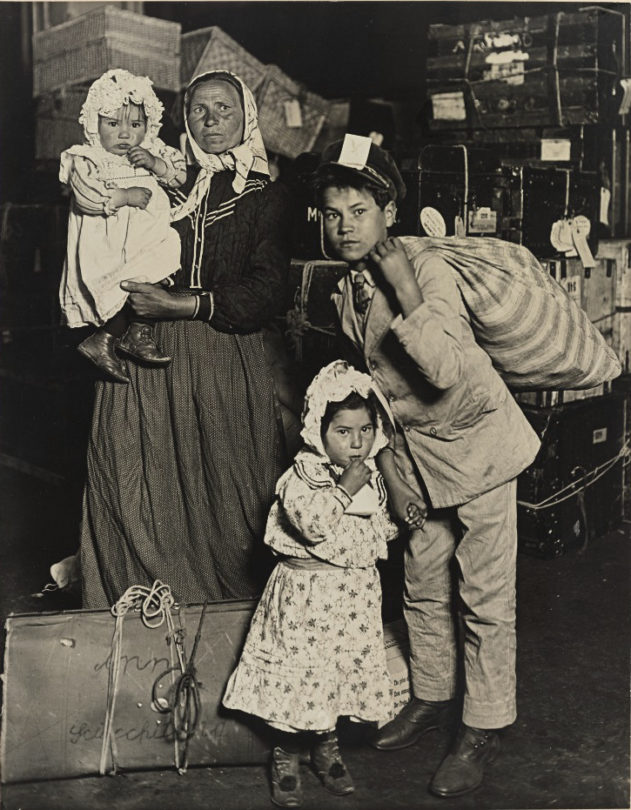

{"left": 79, "top": 68, "right": 164, "bottom": 148}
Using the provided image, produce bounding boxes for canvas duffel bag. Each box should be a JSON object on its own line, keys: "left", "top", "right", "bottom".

{"left": 400, "top": 236, "right": 621, "bottom": 390}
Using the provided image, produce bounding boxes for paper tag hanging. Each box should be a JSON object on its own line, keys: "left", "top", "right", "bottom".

{"left": 338, "top": 134, "right": 372, "bottom": 168}
{"left": 600, "top": 188, "right": 611, "bottom": 226}
{"left": 550, "top": 219, "right": 575, "bottom": 254}
{"left": 570, "top": 215, "right": 595, "bottom": 269}
{"left": 618, "top": 78, "right": 631, "bottom": 116}
{"left": 284, "top": 100, "right": 303, "bottom": 128}
{"left": 419, "top": 207, "right": 447, "bottom": 237}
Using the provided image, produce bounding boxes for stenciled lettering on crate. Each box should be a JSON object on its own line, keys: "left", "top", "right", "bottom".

{"left": 426, "top": 8, "right": 626, "bottom": 131}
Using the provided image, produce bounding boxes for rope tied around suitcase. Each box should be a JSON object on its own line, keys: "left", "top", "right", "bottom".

{"left": 100, "top": 581, "right": 206, "bottom": 776}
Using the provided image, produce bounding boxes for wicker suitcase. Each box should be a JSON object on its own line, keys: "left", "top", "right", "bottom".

{"left": 256, "top": 65, "right": 329, "bottom": 159}
{"left": 32, "top": 7, "right": 181, "bottom": 95}
{"left": 180, "top": 26, "right": 267, "bottom": 92}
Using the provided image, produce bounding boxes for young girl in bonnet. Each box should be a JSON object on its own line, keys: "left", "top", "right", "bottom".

{"left": 223, "top": 360, "right": 404, "bottom": 807}
{"left": 59, "top": 68, "right": 186, "bottom": 383}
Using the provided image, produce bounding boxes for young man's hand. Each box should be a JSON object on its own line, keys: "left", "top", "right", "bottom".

{"left": 127, "top": 146, "right": 157, "bottom": 172}
{"left": 368, "top": 237, "right": 422, "bottom": 317}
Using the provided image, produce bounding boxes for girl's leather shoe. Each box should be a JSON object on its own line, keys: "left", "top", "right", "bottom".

{"left": 429, "top": 724, "right": 500, "bottom": 798}
{"left": 270, "top": 746, "right": 302, "bottom": 808}
{"left": 311, "top": 733, "right": 355, "bottom": 795}
{"left": 78, "top": 331, "right": 129, "bottom": 383}
{"left": 371, "top": 697, "right": 456, "bottom": 750}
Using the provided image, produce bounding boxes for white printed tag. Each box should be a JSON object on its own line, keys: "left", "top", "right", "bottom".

{"left": 283, "top": 100, "right": 303, "bottom": 128}
{"left": 338, "top": 134, "right": 372, "bottom": 168}
{"left": 431, "top": 91, "right": 466, "bottom": 121}
{"left": 593, "top": 427, "right": 607, "bottom": 444}
{"left": 468, "top": 207, "right": 497, "bottom": 233}
{"left": 541, "top": 139, "right": 572, "bottom": 162}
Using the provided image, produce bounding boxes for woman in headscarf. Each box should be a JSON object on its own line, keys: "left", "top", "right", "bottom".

{"left": 80, "top": 70, "right": 293, "bottom": 607}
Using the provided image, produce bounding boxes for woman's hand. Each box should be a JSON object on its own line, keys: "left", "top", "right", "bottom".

{"left": 387, "top": 477, "right": 427, "bottom": 530}
{"left": 339, "top": 459, "right": 372, "bottom": 497}
{"left": 121, "top": 281, "right": 197, "bottom": 320}
{"left": 368, "top": 237, "right": 422, "bottom": 318}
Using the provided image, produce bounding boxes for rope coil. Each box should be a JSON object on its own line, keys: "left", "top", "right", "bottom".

{"left": 517, "top": 441, "right": 629, "bottom": 511}
{"left": 99, "top": 581, "right": 186, "bottom": 776}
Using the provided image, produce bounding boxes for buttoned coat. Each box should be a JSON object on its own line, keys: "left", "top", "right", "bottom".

{"left": 332, "top": 248, "right": 541, "bottom": 509}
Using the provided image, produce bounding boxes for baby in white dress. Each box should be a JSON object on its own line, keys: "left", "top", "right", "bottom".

{"left": 59, "top": 69, "right": 186, "bottom": 382}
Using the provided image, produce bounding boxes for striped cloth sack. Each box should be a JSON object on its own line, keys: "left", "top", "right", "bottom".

{"left": 400, "top": 236, "right": 621, "bottom": 391}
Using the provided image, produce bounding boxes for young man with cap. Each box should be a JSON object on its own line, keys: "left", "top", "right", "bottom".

{"left": 313, "top": 135, "right": 540, "bottom": 798}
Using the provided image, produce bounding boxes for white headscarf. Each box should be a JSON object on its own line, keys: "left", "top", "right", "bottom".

{"left": 300, "top": 360, "right": 394, "bottom": 460}
{"left": 170, "top": 70, "right": 269, "bottom": 223}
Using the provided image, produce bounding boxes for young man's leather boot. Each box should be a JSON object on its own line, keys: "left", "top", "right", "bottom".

{"left": 370, "top": 697, "right": 456, "bottom": 750}
{"left": 429, "top": 724, "right": 500, "bottom": 798}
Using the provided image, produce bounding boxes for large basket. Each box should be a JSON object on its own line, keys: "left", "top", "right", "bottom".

{"left": 34, "top": 85, "right": 88, "bottom": 160}
{"left": 256, "top": 65, "right": 329, "bottom": 159}
{"left": 180, "top": 26, "right": 267, "bottom": 93}
{"left": 32, "top": 7, "right": 181, "bottom": 95}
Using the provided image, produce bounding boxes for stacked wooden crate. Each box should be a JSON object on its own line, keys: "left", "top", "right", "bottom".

{"left": 418, "top": 7, "right": 629, "bottom": 243}
{"left": 418, "top": 7, "right": 631, "bottom": 556}
{"left": 426, "top": 8, "right": 625, "bottom": 131}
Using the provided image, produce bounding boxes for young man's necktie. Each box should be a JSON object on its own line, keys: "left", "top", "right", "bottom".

{"left": 352, "top": 272, "right": 372, "bottom": 315}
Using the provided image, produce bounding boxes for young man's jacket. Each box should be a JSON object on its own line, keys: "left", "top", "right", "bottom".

{"left": 331, "top": 246, "right": 541, "bottom": 509}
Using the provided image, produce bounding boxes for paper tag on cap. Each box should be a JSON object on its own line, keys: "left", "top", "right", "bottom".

{"left": 338, "top": 134, "right": 373, "bottom": 169}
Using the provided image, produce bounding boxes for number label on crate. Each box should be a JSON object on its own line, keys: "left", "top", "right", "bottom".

{"left": 592, "top": 427, "right": 608, "bottom": 444}
{"left": 560, "top": 276, "right": 582, "bottom": 303}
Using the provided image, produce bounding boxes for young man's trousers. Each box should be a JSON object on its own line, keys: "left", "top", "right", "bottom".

{"left": 404, "top": 479, "right": 518, "bottom": 729}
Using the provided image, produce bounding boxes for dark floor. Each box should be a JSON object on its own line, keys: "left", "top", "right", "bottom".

{"left": 0, "top": 465, "right": 629, "bottom": 810}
